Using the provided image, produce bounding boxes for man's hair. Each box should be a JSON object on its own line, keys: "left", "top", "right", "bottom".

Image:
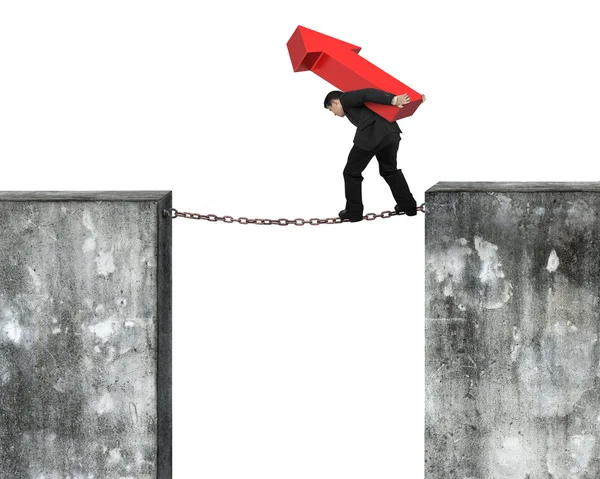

{"left": 324, "top": 90, "right": 343, "bottom": 108}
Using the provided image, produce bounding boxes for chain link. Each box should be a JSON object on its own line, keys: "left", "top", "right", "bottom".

{"left": 163, "top": 204, "right": 424, "bottom": 225}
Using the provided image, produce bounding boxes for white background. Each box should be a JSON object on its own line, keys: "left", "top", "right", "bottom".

{"left": 1, "top": 1, "right": 600, "bottom": 478}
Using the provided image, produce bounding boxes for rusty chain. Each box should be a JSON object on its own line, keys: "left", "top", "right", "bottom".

{"left": 162, "top": 203, "right": 425, "bottom": 225}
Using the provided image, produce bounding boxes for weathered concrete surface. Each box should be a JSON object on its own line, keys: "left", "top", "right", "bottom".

{"left": 0, "top": 191, "right": 172, "bottom": 478}
{"left": 425, "top": 182, "right": 600, "bottom": 479}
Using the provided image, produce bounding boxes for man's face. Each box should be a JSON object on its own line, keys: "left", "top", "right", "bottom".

{"left": 327, "top": 99, "right": 345, "bottom": 117}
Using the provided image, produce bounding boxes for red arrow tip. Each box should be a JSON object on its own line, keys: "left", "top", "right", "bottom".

{"left": 287, "top": 25, "right": 361, "bottom": 72}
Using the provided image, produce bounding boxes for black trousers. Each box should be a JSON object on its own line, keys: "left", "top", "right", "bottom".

{"left": 343, "top": 133, "right": 416, "bottom": 216}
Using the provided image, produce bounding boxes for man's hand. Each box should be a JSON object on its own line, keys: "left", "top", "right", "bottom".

{"left": 392, "top": 93, "right": 410, "bottom": 108}
{"left": 422, "top": 94, "right": 426, "bottom": 103}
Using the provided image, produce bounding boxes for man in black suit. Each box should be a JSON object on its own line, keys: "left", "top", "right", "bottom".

{"left": 324, "top": 88, "right": 423, "bottom": 222}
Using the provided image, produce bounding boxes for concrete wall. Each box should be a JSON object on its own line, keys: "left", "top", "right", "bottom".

{"left": 0, "top": 191, "right": 172, "bottom": 479}
{"left": 425, "top": 183, "right": 600, "bottom": 479}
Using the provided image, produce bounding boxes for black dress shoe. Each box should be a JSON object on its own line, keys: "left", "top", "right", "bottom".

{"left": 395, "top": 204, "right": 418, "bottom": 216}
{"left": 339, "top": 209, "right": 363, "bottom": 222}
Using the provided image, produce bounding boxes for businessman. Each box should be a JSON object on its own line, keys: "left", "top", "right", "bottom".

{"left": 324, "top": 88, "right": 424, "bottom": 222}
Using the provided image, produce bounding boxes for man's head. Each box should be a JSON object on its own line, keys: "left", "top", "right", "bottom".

{"left": 324, "top": 90, "right": 345, "bottom": 117}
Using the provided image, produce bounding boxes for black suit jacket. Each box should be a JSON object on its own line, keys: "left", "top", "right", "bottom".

{"left": 340, "top": 89, "right": 402, "bottom": 151}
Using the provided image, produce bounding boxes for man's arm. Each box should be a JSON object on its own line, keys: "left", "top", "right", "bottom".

{"left": 341, "top": 88, "right": 416, "bottom": 109}
{"left": 340, "top": 88, "right": 410, "bottom": 108}
{"left": 340, "top": 88, "right": 396, "bottom": 108}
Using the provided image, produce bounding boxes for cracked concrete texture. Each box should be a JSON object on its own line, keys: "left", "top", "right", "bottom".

{"left": 0, "top": 192, "right": 171, "bottom": 479}
{"left": 425, "top": 183, "right": 600, "bottom": 479}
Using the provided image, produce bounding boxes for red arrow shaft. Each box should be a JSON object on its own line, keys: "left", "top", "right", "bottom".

{"left": 312, "top": 48, "right": 422, "bottom": 122}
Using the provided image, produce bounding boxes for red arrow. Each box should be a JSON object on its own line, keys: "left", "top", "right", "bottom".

{"left": 287, "top": 25, "right": 423, "bottom": 122}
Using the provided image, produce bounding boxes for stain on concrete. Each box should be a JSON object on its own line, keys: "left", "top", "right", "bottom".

{"left": 427, "top": 234, "right": 512, "bottom": 314}
{"left": 425, "top": 183, "right": 600, "bottom": 478}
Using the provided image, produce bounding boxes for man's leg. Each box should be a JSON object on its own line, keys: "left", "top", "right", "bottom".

{"left": 374, "top": 134, "right": 417, "bottom": 215}
{"left": 343, "top": 145, "right": 374, "bottom": 218}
